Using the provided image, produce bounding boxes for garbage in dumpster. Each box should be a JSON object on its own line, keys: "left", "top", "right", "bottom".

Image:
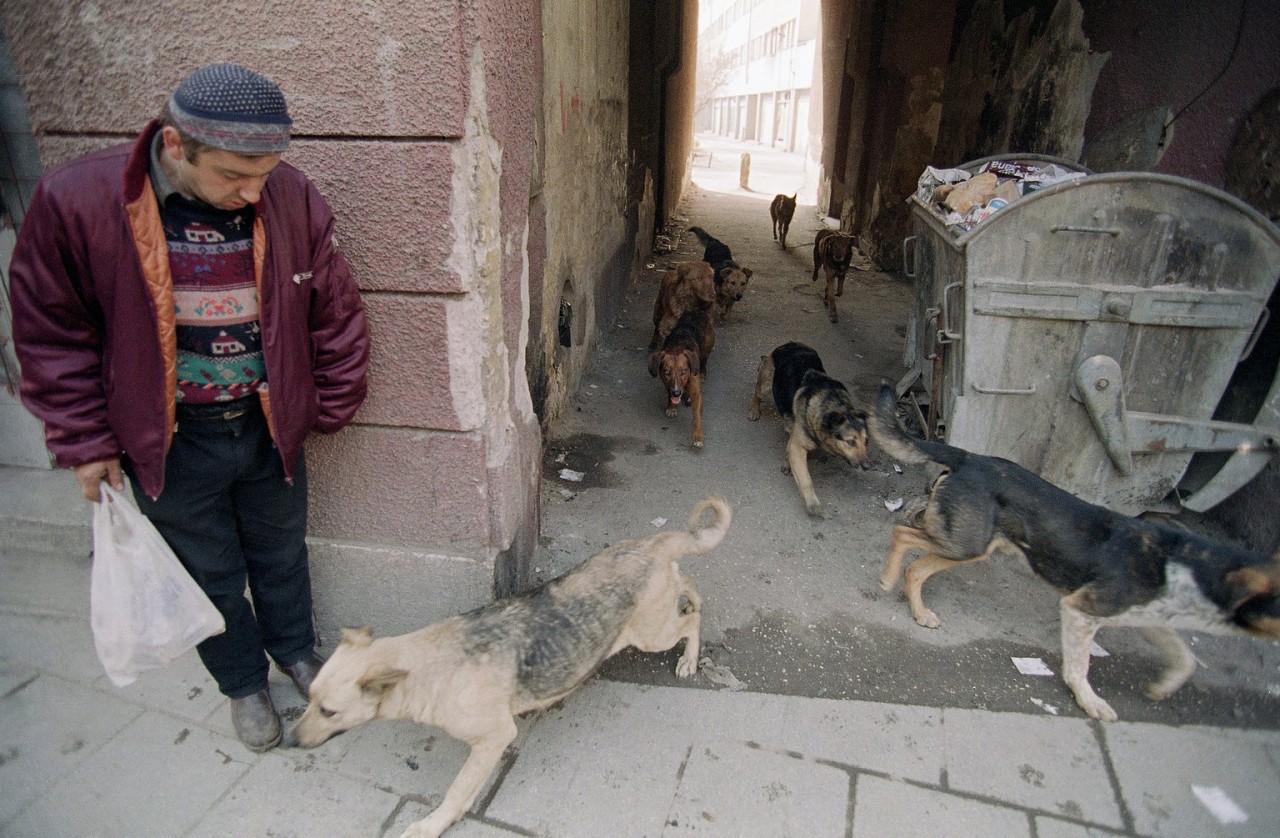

{"left": 916, "top": 159, "right": 1086, "bottom": 231}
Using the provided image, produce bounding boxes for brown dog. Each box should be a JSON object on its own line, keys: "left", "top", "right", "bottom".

{"left": 650, "top": 260, "right": 715, "bottom": 350}
{"left": 811, "top": 229, "right": 855, "bottom": 323}
{"left": 866, "top": 382, "right": 1280, "bottom": 721}
{"left": 770, "top": 192, "right": 797, "bottom": 248}
{"left": 689, "top": 226, "right": 753, "bottom": 323}
{"left": 649, "top": 308, "right": 715, "bottom": 448}
{"left": 286, "top": 497, "right": 732, "bottom": 838}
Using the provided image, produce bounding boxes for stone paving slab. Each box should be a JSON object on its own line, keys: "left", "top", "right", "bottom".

{"left": 1104, "top": 721, "right": 1280, "bottom": 837}
{"left": 852, "top": 774, "right": 1032, "bottom": 837}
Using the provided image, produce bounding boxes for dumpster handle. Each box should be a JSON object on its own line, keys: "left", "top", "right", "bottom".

{"left": 972, "top": 383, "right": 1037, "bottom": 395}
{"left": 1051, "top": 225, "right": 1123, "bottom": 236}
{"left": 902, "top": 235, "right": 918, "bottom": 278}
{"left": 1239, "top": 306, "right": 1270, "bottom": 362}
{"left": 939, "top": 282, "right": 963, "bottom": 342}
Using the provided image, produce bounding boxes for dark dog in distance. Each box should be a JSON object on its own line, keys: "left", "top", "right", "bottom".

{"left": 811, "top": 229, "right": 855, "bottom": 323}
{"left": 649, "top": 308, "right": 715, "bottom": 448}
{"left": 770, "top": 193, "right": 797, "bottom": 248}
{"left": 748, "top": 341, "right": 870, "bottom": 516}
{"left": 866, "top": 382, "right": 1280, "bottom": 721}
{"left": 286, "top": 497, "right": 732, "bottom": 838}
{"left": 689, "top": 225, "right": 753, "bottom": 323}
{"left": 650, "top": 260, "right": 715, "bottom": 350}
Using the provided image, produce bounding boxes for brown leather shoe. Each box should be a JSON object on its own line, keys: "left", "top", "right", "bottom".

{"left": 279, "top": 651, "right": 327, "bottom": 699}
{"left": 230, "top": 688, "right": 281, "bottom": 752}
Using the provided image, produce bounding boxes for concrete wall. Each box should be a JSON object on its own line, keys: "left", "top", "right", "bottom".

{"left": 0, "top": 0, "right": 544, "bottom": 636}
{"left": 527, "top": 0, "right": 632, "bottom": 430}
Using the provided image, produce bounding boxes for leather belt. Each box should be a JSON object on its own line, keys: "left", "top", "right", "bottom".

{"left": 176, "top": 399, "right": 258, "bottom": 422}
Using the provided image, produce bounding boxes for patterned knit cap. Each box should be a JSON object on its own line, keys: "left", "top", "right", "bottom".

{"left": 168, "top": 63, "right": 291, "bottom": 154}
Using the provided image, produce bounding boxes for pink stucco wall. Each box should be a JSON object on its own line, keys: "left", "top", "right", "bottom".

{"left": 1, "top": 0, "right": 546, "bottom": 618}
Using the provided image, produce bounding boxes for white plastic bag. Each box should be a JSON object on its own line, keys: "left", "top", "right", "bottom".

{"left": 90, "top": 482, "right": 225, "bottom": 686}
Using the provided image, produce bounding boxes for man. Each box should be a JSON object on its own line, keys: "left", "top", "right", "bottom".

{"left": 9, "top": 63, "right": 369, "bottom": 752}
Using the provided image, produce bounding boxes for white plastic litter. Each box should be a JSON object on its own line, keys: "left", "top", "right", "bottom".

{"left": 651, "top": 517, "right": 667, "bottom": 528}
{"left": 1192, "top": 786, "right": 1249, "bottom": 825}
{"left": 1012, "top": 657, "right": 1054, "bottom": 676}
{"left": 1030, "top": 697, "right": 1060, "bottom": 715}
{"left": 1090, "top": 641, "right": 1110, "bottom": 657}
{"left": 558, "top": 468, "right": 585, "bottom": 482}
{"left": 884, "top": 498, "right": 904, "bottom": 512}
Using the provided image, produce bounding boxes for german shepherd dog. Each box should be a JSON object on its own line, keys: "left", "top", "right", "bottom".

{"left": 770, "top": 192, "right": 797, "bottom": 248}
{"left": 287, "top": 497, "right": 732, "bottom": 838}
{"left": 689, "top": 225, "right": 753, "bottom": 323}
{"left": 649, "top": 308, "right": 715, "bottom": 448}
{"left": 866, "top": 383, "right": 1280, "bottom": 721}
{"left": 747, "top": 342, "right": 870, "bottom": 516}
{"left": 811, "top": 229, "right": 855, "bottom": 323}
{"left": 650, "top": 260, "right": 716, "bottom": 350}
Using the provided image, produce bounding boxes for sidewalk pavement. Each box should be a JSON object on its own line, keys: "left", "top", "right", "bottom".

{"left": 2, "top": 466, "right": 1279, "bottom": 838}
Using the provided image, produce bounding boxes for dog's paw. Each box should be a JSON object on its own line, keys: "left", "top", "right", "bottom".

{"left": 1076, "top": 695, "right": 1118, "bottom": 722}
{"left": 804, "top": 501, "right": 824, "bottom": 517}
{"left": 693, "top": 439, "right": 704, "bottom": 449}
{"left": 665, "top": 406, "right": 677, "bottom": 419}
{"left": 400, "top": 818, "right": 446, "bottom": 838}
{"left": 747, "top": 408, "right": 761, "bottom": 421}
{"left": 877, "top": 574, "right": 898, "bottom": 592}
{"left": 676, "top": 654, "right": 699, "bottom": 678}
{"left": 913, "top": 609, "right": 942, "bottom": 629}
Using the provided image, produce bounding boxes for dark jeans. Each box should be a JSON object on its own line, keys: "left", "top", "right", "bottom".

{"left": 128, "top": 404, "right": 315, "bottom": 698}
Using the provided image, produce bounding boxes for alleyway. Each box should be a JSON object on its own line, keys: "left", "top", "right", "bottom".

{"left": 535, "top": 135, "right": 1280, "bottom": 729}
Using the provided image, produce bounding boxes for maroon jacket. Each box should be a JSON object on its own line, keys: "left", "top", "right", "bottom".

{"left": 10, "top": 120, "right": 369, "bottom": 498}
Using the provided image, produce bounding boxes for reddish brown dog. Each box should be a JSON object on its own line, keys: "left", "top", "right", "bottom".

{"left": 649, "top": 308, "right": 715, "bottom": 448}
{"left": 811, "top": 229, "right": 855, "bottom": 323}
{"left": 651, "top": 260, "right": 716, "bottom": 350}
{"left": 770, "top": 193, "right": 797, "bottom": 248}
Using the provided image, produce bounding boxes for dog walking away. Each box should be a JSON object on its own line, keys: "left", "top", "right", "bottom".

{"left": 866, "top": 382, "right": 1280, "bottom": 721}
{"left": 770, "top": 192, "right": 797, "bottom": 248}
{"left": 287, "top": 497, "right": 733, "bottom": 838}
{"left": 649, "top": 308, "right": 715, "bottom": 448}
{"left": 748, "top": 341, "right": 870, "bottom": 516}
{"left": 811, "top": 229, "right": 855, "bottom": 323}
{"left": 689, "top": 225, "right": 753, "bottom": 323}
{"left": 650, "top": 260, "right": 715, "bottom": 350}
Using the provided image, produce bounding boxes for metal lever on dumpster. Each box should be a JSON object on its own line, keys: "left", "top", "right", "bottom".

{"left": 1075, "top": 355, "right": 1134, "bottom": 475}
{"left": 1075, "top": 354, "right": 1280, "bottom": 480}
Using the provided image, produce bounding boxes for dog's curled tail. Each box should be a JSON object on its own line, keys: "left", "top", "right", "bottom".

{"left": 866, "top": 383, "right": 967, "bottom": 470}
{"left": 688, "top": 226, "right": 713, "bottom": 246}
{"left": 686, "top": 496, "right": 733, "bottom": 553}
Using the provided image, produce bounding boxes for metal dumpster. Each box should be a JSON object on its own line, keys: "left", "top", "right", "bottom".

{"left": 901, "top": 155, "right": 1280, "bottom": 515}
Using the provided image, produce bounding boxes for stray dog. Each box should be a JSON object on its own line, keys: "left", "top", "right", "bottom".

{"left": 770, "top": 192, "right": 797, "bottom": 248}
{"left": 689, "top": 225, "right": 753, "bottom": 323}
{"left": 287, "top": 497, "right": 733, "bottom": 838}
{"left": 867, "top": 382, "right": 1280, "bottom": 721}
{"left": 811, "top": 229, "right": 855, "bottom": 323}
{"left": 649, "top": 308, "right": 715, "bottom": 448}
{"left": 650, "top": 260, "right": 716, "bottom": 350}
{"left": 747, "top": 341, "right": 870, "bottom": 516}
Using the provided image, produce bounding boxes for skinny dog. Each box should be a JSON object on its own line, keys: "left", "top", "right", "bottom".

{"left": 650, "top": 260, "right": 716, "bottom": 350}
{"left": 867, "top": 382, "right": 1280, "bottom": 721}
{"left": 770, "top": 192, "right": 797, "bottom": 248}
{"left": 689, "top": 225, "right": 753, "bottom": 323}
{"left": 811, "top": 229, "right": 855, "bottom": 323}
{"left": 748, "top": 341, "right": 870, "bottom": 516}
{"left": 287, "top": 497, "right": 733, "bottom": 838}
{"left": 649, "top": 308, "right": 715, "bottom": 448}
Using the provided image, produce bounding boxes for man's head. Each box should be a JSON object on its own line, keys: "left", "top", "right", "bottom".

{"left": 159, "top": 63, "right": 292, "bottom": 210}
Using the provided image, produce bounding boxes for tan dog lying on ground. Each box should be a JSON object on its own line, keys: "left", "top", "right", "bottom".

{"left": 811, "top": 229, "right": 855, "bottom": 323}
{"left": 649, "top": 308, "right": 715, "bottom": 448}
{"left": 287, "top": 497, "right": 733, "bottom": 838}
{"left": 770, "top": 192, "right": 797, "bottom": 248}
{"left": 650, "top": 260, "right": 716, "bottom": 349}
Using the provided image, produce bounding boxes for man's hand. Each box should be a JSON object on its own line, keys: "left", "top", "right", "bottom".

{"left": 74, "top": 458, "right": 124, "bottom": 502}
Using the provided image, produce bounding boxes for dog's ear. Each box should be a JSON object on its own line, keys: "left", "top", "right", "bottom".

{"left": 340, "top": 626, "right": 373, "bottom": 647}
{"left": 685, "top": 348, "right": 700, "bottom": 376}
{"left": 743, "top": 268, "right": 753, "bottom": 280}
{"left": 358, "top": 663, "right": 408, "bottom": 696}
{"left": 1226, "top": 564, "right": 1280, "bottom": 611}
{"left": 648, "top": 351, "right": 661, "bottom": 377}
